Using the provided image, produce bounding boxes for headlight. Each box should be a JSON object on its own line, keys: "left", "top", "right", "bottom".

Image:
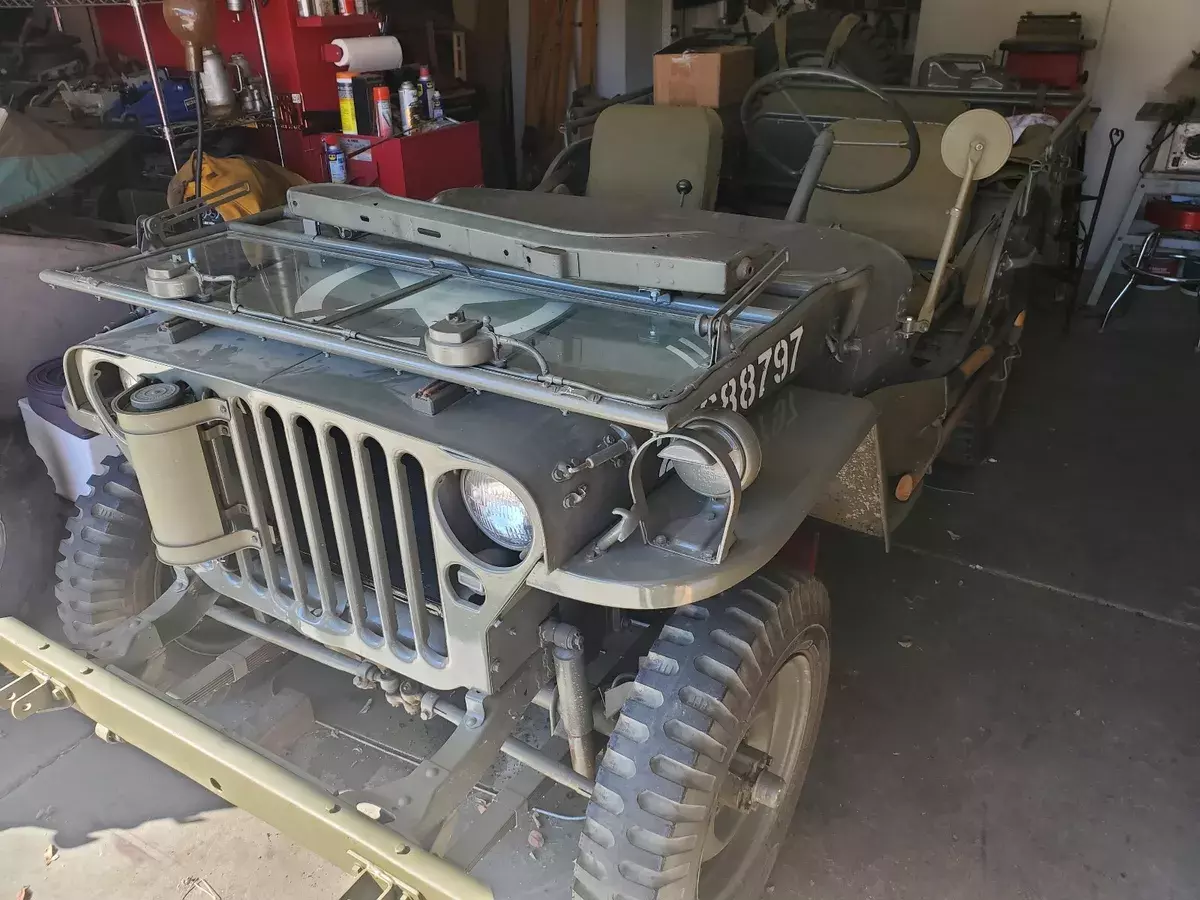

{"left": 460, "top": 470, "right": 533, "bottom": 551}
{"left": 668, "top": 410, "right": 761, "bottom": 498}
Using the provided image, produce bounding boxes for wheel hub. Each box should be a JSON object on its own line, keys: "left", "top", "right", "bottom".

{"left": 699, "top": 651, "right": 815, "bottom": 888}
{"left": 727, "top": 744, "right": 783, "bottom": 811}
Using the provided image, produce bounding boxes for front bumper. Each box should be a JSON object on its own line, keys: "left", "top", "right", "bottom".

{"left": 0, "top": 617, "right": 490, "bottom": 900}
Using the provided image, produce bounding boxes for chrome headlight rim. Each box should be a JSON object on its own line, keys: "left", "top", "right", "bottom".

{"left": 459, "top": 469, "right": 535, "bottom": 552}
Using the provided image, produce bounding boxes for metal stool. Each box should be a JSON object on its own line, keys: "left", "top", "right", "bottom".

{"left": 1101, "top": 200, "right": 1200, "bottom": 350}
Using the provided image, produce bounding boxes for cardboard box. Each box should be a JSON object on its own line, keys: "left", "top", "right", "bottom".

{"left": 653, "top": 43, "right": 756, "bottom": 109}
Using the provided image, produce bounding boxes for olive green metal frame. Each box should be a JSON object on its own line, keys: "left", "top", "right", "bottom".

{"left": 0, "top": 616, "right": 490, "bottom": 900}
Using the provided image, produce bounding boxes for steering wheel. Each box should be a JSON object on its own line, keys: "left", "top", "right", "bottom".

{"left": 741, "top": 67, "right": 921, "bottom": 195}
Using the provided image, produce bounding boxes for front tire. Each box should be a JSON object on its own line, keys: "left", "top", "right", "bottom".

{"left": 574, "top": 567, "right": 830, "bottom": 900}
{"left": 56, "top": 455, "right": 240, "bottom": 657}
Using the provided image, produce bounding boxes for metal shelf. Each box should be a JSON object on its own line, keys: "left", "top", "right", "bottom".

{"left": 23, "top": 0, "right": 285, "bottom": 171}
{"left": 146, "top": 113, "right": 278, "bottom": 138}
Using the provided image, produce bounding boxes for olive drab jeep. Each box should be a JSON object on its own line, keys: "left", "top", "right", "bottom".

{"left": 1, "top": 65, "right": 1090, "bottom": 900}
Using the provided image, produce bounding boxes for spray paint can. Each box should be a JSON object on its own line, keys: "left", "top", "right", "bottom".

{"left": 399, "top": 80, "right": 418, "bottom": 134}
{"left": 325, "top": 136, "right": 347, "bottom": 184}
{"left": 431, "top": 89, "right": 444, "bottom": 121}
{"left": 373, "top": 85, "right": 393, "bottom": 138}
{"left": 417, "top": 65, "right": 435, "bottom": 119}
{"left": 337, "top": 72, "right": 358, "bottom": 134}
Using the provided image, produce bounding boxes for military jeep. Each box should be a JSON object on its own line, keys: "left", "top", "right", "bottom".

{"left": 2, "top": 69, "right": 1089, "bottom": 900}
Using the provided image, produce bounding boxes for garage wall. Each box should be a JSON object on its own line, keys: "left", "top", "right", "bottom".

{"left": 912, "top": 0, "right": 1113, "bottom": 68}
{"left": 914, "top": 0, "right": 1200, "bottom": 269}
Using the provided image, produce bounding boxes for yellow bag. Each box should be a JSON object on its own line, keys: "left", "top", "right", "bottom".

{"left": 167, "top": 151, "right": 308, "bottom": 220}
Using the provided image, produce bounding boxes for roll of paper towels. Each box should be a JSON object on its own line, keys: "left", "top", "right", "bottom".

{"left": 330, "top": 36, "right": 403, "bottom": 72}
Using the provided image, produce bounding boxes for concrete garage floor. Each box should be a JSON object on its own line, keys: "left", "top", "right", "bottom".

{"left": 3, "top": 293, "right": 1199, "bottom": 899}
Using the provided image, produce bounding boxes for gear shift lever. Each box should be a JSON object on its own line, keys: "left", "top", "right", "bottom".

{"left": 676, "top": 179, "right": 693, "bottom": 208}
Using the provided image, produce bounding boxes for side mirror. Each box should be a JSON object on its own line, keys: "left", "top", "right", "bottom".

{"left": 911, "top": 110, "right": 1014, "bottom": 333}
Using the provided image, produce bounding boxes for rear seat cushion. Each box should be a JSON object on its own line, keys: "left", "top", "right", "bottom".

{"left": 807, "top": 119, "right": 971, "bottom": 261}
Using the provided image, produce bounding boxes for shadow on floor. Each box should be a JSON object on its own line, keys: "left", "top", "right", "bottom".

{"left": 897, "top": 291, "right": 1200, "bottom": 627}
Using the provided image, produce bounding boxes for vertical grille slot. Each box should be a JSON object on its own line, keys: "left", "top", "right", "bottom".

{"left": 350, "top": 437, "right": 415, "bottom": 661}
{"left": 227, "top": 402, "right": 283, "bottom": 595}
{"left": 387, "top": 452, "right": 441, "bottom": 665}
{"left": 252, "top": 405, "right": 313, "bottom": 617}
{"left": 315, "top": 424, "right": 373, "bottom": 643}
{"left": 282, "top": 414, "right": 338, "bottom": 620}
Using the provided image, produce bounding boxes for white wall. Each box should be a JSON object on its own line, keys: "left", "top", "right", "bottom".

{"left": 1079, "top": 1, "right": 1200, "bottom": 267}
{"left": 913, "top": 0, "right": 1200, "bottom": 268}
{"left": 913, "top": 0, "right": 1112, "bottom": 68}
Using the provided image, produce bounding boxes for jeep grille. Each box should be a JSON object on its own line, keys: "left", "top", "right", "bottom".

{"left": 226, "top": 400, "right": 448, "bottom": 666}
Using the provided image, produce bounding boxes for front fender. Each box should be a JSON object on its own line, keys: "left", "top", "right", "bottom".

{"left": 525, "top": 385, "right": 875, "bottom": 609}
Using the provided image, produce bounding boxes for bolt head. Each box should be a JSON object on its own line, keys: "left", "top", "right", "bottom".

{"left": 490, "top": 659, "right": 501, "bottom": 673}
{"left": 751, "top": 770, "right": 787, "bottom": 809}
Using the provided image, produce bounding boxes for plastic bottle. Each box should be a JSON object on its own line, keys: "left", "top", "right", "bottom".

{"left": 325, "top": 136, "right": 347, "bottom": 184}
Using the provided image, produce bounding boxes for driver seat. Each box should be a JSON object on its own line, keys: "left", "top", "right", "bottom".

{"left": 806, "top": 118, "right": 974, "bottom": 261}
{"left": 539, "top": 104, "right": 724, "bottom": 212}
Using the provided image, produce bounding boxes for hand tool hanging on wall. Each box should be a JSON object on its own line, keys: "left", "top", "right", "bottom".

{"left": 1068, "top": 127, "right": 1126, "bottom": 326}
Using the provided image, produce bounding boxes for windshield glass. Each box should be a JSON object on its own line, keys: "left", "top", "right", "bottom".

{"left": 93, "top": 233, "right": 744, "bottom": 399}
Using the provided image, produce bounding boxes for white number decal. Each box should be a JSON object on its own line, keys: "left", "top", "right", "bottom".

{"left": 757, "top": 349, "right": 772, "bottom": 396}
{"left": 698, "top": 325, "right": 805, "bottom": 415}
{"left": 788, "top": 325, "right": 805, "bottom": 375}
{"left": 739, "top": 364, "right": 757, "bottom": 409}
{"left": 772, "top": 340, "right": 788, "bottom": 384}
{"left": 719, "top": 378, "right": 738, "bottom": 411}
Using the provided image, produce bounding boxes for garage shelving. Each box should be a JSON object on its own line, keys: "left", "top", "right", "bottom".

{"left": 6, "top": 0, "right": 284, "bottom": 171}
